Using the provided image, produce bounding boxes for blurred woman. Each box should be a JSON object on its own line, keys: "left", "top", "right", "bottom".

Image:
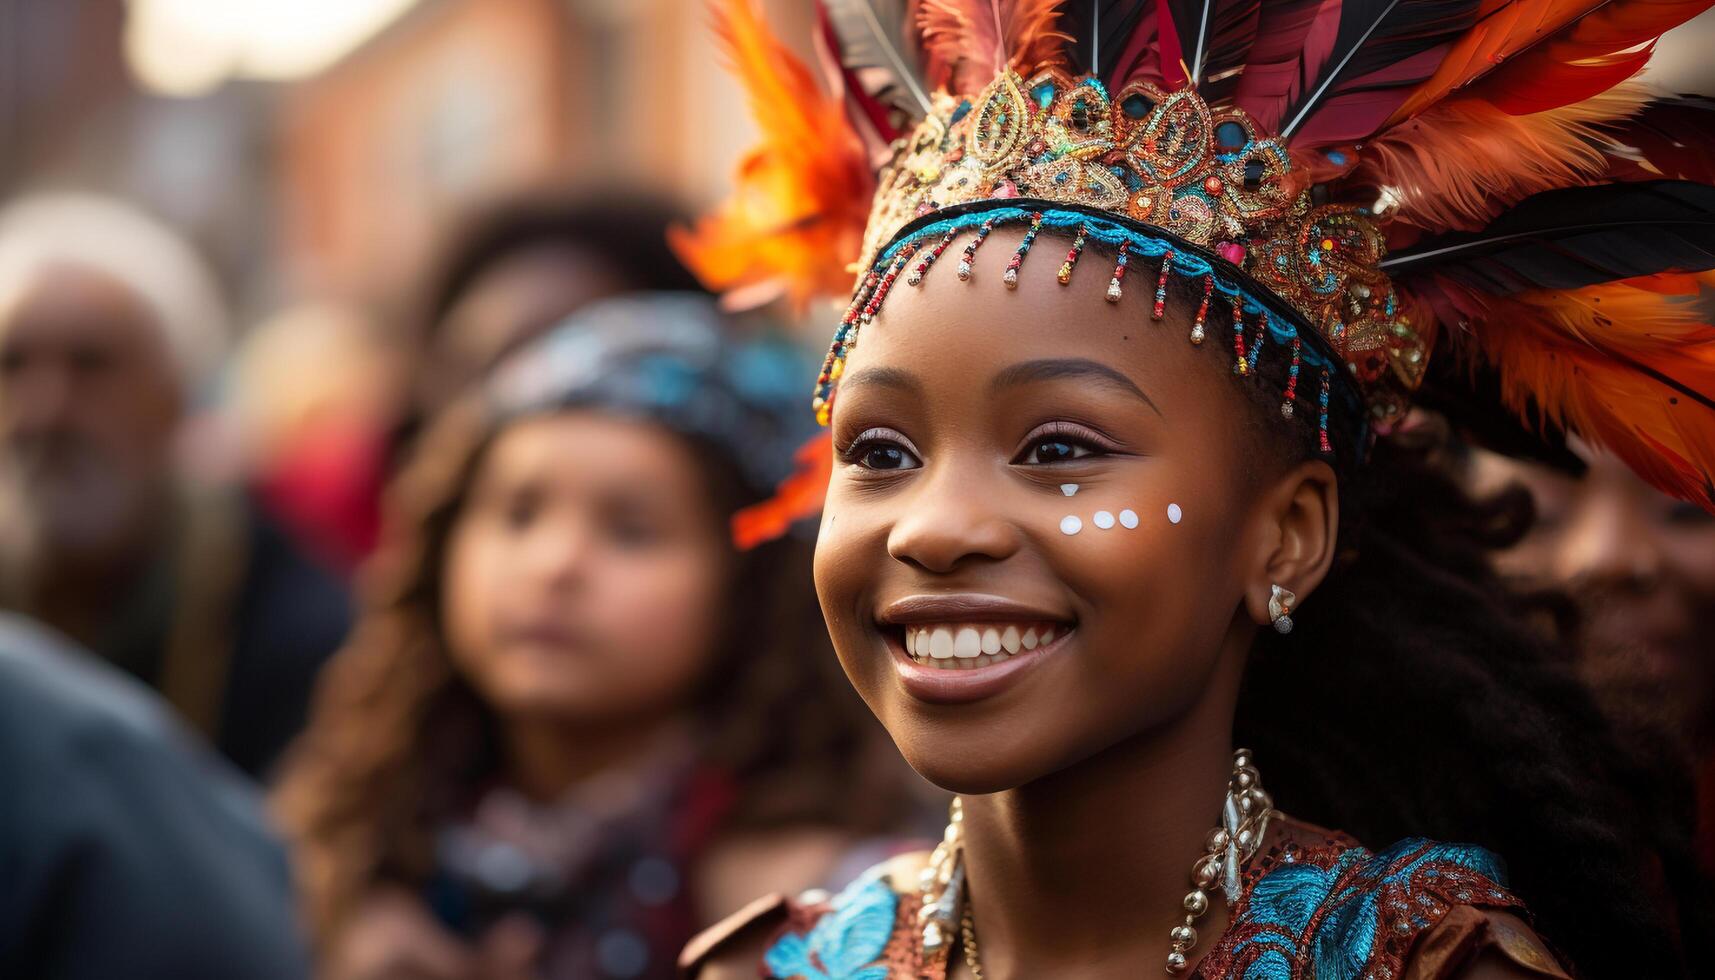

{"left": 275, "top": 294, "right": 911, "bottom": 980}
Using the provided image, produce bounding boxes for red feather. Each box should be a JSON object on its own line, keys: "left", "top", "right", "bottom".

{"left": 1601, "top": 96, "right": 1715, "bottom": 183}
{"left": 1464, "top": 0, "right": 1714, "bottom": 114}
{"left": 1229, "top": 0, "right": 1341, "bottom": 132}
{"left": 1389, "top": 0, "right": 1604, "bottom": 122}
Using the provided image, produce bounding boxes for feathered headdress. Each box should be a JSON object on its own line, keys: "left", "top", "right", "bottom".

{"left": 682, "top": 0, "right": 1715, "bottom": 544}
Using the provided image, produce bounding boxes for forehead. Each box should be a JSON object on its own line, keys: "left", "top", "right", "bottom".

{"left": 833, "top": 225, "right": 1231, "bottom": 426}
{"left": 482, "top": 411, "right": 704, "bottom": 491}
{"left": 0, "top": 263, "right": 163, "bottom": 352}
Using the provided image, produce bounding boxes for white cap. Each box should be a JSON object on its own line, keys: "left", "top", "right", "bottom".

{"left": 0, "top": 193, "right": 229, "bottom": 395}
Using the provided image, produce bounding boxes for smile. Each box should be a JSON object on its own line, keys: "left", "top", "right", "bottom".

{"left": 902, "top": 622, "right": 1063, "bottom": 669}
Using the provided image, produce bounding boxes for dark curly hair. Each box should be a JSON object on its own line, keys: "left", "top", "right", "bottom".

{"left": 1151, "top": 263, "right": 1715, "bottom": 978}
{"left": 274, "top": 396, "right": 907, "bottom": 946}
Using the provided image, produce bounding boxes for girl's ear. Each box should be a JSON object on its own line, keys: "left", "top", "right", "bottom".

{"left": 1240, "top": 458, "right": 1339, "bottom": 628}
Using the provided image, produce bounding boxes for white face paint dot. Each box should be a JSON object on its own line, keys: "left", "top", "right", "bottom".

{"left": 1093, "top": 510, "right": 1116, "bottom": 529}
{"left": 1059, "top": 515, "right": 1083, "bottom": 535}
{"left": 1118, "top": 509, "right": 1139, "bottom": 529}
{"left": 1060, "top": 484, "right": 1079, "bottom": 496}
{"left": 1167, "top": 503, "right": 1183, "bottom": 524}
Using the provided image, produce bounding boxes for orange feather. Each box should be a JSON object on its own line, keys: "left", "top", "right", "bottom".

{"left": 669, "top": 0, "right": 875, "bottom": 310}
{"left": 1358, "top": 86, "right": 1648, "bottom": 231}
{"left": 1426, "top": 276, "right": 1715, "bottom": 508}
{"left": 731, "top": 432, "right": 834, "bottom": 549}
{"left": 1388, "top": 1, "right": 1601, "bottom": 123}
{"left": 1465, "top": 0, "right": 1713, "bottom": 113}
{"left": 918, "top": 0, "right": 1070, "bottom": 93}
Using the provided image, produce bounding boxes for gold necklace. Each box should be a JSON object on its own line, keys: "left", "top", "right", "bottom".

{"left": 932, "top": 749, "right": 1272, "bottom": 978}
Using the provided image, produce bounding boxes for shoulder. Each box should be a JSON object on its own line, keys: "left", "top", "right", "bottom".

{"left": 682, "top": 851, "right": 927, "bottom": 980}
{"left": 1204, "top": 818, "right": 1567, "bottom": 979}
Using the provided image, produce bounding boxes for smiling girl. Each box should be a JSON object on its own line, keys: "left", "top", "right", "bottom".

{"left": 674, "top": 2, "right": 1715, "bottom": 978}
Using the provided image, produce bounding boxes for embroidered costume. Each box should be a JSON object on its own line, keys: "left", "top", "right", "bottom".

{"left": 681, "top": 818, "right": 1567, "bottom": 980}
{"left": 671, "top": 0, "right": 1715, "bottom": 975}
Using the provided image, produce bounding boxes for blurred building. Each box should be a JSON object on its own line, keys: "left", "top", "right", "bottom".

{"left": 0, "top": 0, "right": 817, "bottom": 323}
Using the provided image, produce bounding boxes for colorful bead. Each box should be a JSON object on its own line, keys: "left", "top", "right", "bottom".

{"left": 957, "top": 220, "right": 994, "bottom": 281}
{"left": 1057, "top": 224, "right": 1087, "bottom": 284}
{"left": 1318, "top": 371, "right": 1332, "bottom": 454}
{"left": 1247, "top": 317, "right": 1267, "bottom": 374}
{"left": 1281, "top": 333, "right": 1302, "bottom": 419}
{"left": 1190, "top": 275, "right": 1212, "bottom": 345}
{"left": 1153, "top": 250, "right": 1174, "bottom": 320}
{"left": 1232, "top": 295, "right": 1248, "bottom": 374}
{"left": 1003, "top": 212, "right": 1043, "bottom": 289}
{"left": 907, "top": 228, "right": 958, "bottom": 286}
{"left": 1105, "top": 241, "right": 1129, "bottom": 302}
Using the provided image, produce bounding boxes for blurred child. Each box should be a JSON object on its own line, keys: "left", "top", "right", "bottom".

{"left": 275, "top": 295, "right": 911, "bottom": 980}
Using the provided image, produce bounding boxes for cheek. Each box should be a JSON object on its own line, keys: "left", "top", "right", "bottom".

{"left": 1043, "top": 476, "right": 1242, "bottom": 711}
{"left": 440, "top": 522, "right": 507, "bottom": 686}
{"left": 588, "top": 549, "right": 727, "bottom": 683}
{"left": 813, "top": 491, "right": 892, "bottom": 697}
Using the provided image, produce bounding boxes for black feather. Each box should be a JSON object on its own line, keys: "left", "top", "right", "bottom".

{"left": 1060, "top": 0, "right": 1149, "bottom": 81}
{"left": 1277, "top": 0, "right": 1481, "bottom": 143}
{"left": 1383, "top": 181, "right": 1715, "bottom": 295}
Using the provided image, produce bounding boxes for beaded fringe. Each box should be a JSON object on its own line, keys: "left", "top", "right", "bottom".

{"left": 815, "top": 209, "right": 1354, "bottom": 457}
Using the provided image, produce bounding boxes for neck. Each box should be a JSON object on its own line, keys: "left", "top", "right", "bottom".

{"left": 499, "top": 710, "right": 692, "bottom": 804}
{"left": 956, "top": 630, "right": 1250, "bottom": 978}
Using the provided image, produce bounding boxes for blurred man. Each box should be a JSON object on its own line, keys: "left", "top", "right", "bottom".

{"left": 0, "top": 194, "right": 349, "bottom": 777}
{"left": 0, "top": 613, "right": 309, "bottom": 979}
{"left": 1470, "top": 441, "right": 1715, "bottom": 871}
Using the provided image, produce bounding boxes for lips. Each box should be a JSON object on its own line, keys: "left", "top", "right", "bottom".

{"left": 878, "top": 594, "right": 1075, "bottom": 703}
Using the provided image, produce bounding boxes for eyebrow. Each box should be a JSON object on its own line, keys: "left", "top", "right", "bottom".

{"left": 838, "top": 365, "right": 922, "bottom": 395}
{"left": 988, "top": 358, "right": 1162, "bottom": 416}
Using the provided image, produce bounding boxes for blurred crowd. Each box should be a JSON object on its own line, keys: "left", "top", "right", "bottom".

{"left": 1, "top": 4, "right": 1712, "bottom": 980}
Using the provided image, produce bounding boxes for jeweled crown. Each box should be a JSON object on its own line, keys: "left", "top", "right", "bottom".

{"left": 854, "top": 69, "right": 1426, "bottom": 406}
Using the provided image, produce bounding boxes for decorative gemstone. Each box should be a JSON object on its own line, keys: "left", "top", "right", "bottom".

{"left": 1214, "top": 121, "right": 1247, "bottom": 150}
{"left": 1243, "top": 158, "right": 1265, "bottom": 189}
{"left": 992, "top": 179, "right": 1020, "bottom": 198}
{"left": 1204, "top": 176, "right": 1224, "bottom": 195}
{"left": 1217, "top": 241, "right": 1247, "bottom": 265}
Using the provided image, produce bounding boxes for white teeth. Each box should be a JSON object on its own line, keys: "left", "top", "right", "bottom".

{"left": 929, "top": 628, "right": 954, "bottom": 659}
{"left": 902, "top": 622, "right": 1070, "bottom": 666}
{"left": 954, "top": 627, "right": 981, "bottom": 658}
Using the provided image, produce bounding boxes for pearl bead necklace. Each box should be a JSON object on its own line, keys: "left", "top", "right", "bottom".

{"left": 924, "top": 750, "right": 1273, "bottom": 977}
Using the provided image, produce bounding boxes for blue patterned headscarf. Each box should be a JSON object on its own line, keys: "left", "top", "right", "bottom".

{"left": 483, "top": 292, "right": 814, "bottom": 499}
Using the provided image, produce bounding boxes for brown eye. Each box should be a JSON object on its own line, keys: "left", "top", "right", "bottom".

{"left": 841, "top": 427, "right": 921, "bottom": 471}
{"left": 858, "top": 443, "right": 918, "bottom": 470}
{"left": 1022, "top": 438, "right": 1097, "bottom": 465}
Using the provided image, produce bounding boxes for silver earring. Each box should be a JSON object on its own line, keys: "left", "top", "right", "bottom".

{"left": 1268, "top": 584, "right": 1296, "bottom": 634}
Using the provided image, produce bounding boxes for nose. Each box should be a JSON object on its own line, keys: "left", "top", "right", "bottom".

{"left": 1555, "top": 490, "right": 1663, "bottom": 591}
{"left": 519, "top": 515, "right": 597, "bottom": 593}
{"left": 886, "top": 456, "right": 1021, "bottom": 574}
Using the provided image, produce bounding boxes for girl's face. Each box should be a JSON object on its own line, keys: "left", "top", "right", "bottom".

{"left": 815, "top": 227, "right": 1323, "bottom": 793}
{"left": 443, "top": 412, "right": 730, "bottom": 726}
